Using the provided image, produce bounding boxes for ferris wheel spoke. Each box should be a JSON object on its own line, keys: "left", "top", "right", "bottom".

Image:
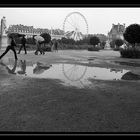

{"left": 78, "top": 32, "right": 82, "bottom": 40}
{"left": 75, "top": 32, "right": 79, "bottom": 40}
{"left": 66, "top": 20, "right": 76, "bottom": 29}
{"left": 68, "top": 67, "right": 76, "bottom": 78}
{"left": 71, "top": 71, "right": 77, "bottom": 80}
{"left": 77, "top": 33, "right": 79, "bottom": 40}
{"left": 73, "top": 32, "right": 77, "bottom": 40}
{"left": 69, "top": 16, "right": 77, "bottom": 28}
{"left": 65, "top": 65, "right": 77, "bottom": 73}
{"left": 71, "top": 31, "right": 75, "bottom": 39}
{"left": 73, "top": 14, "right": 78, "bottom": 27}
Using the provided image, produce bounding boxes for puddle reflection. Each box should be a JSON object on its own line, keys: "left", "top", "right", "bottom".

{"left": 0, "top": 58, "right": 139, "bottom": 88}
{"left": 17, "top": 60, "right": 26, "bottom": 75}
{"left": 33, "top": 62, "right": 52, "bottom": 75}
{"left": 0, "top": 59, "right": 17, "bottom": 75}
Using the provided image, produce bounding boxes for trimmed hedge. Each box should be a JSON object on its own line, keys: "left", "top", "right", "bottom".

{"left": 62, "top": 44, "right": 91, "bottom": 50}
{"left": 88, "top": 47, "right": 100, "bottom": 51}
{"left": 120, "top": 48, "right": 140, "bottom": 58}
{"left": 113, "top": 48, "right": 120, "bottom": 51}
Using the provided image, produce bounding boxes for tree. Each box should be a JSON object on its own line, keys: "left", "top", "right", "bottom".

{"left": 123, "top": 24, "right": 140, "bottom": 48}
{"left": 60, "top": 37, "right": 75, "bottom": 45}
{"left": 40, "top": 33, "right": 51, "bottom": 44}
{"left": 89, "top": 36, "right": 100, "bottom": 46}
{"left": 114, "top": 39, "right": 124, "bottom": 48}
{"left": 26, "top": 37, "right": 36, "bottom": 45}
{"left": 100, "top": 41, "right": 106, "bottom": 49}
{"left": 110, "top": 40, "right": 116, "bottom": 48}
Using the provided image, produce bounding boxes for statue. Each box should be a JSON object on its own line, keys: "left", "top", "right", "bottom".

{"left": 105, "top": 40, "right": 111, "bottom": 49}
{"left": 0, "top": 16, "right": 8, "bottom": 49}
{"left": 1, "top": 16, "right": 7, "bottom": 36}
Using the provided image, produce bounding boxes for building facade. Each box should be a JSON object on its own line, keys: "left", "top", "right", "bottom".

{"left": 108, "top": 23, "right": 125, "bottom": 42}
{"left": 7, "top": 24, "right": 65, "bottom": 40}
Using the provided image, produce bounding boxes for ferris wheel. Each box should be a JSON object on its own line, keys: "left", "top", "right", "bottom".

{"left": 63, "top": 12, "right": 88, "bottom": 41}
{"left": 62, "top": 63, "right": 87, "bottom": 82}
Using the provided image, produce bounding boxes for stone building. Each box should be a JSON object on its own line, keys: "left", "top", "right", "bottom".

{"left": 7, "top": 24, "right": 64, "bottom": 39}
{"left": 108, "top": 23, "right": 125, "bottom": 42}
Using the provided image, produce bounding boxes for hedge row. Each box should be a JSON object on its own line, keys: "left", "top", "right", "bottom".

{"left": 120, "top": 48, "right": 140, "bottom": 58}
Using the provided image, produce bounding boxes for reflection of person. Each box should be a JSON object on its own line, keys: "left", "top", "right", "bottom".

{"left": 17, "top": 60, "right": 26, "bottom": 75}
{"left": 0, "top": 36, "right": 18, "bottom": 60}
{"left": 18, "top": 36, "right": 27, "bottom": 54}
{"left": 0, "top": 59, "right": 17, "bottom": 74}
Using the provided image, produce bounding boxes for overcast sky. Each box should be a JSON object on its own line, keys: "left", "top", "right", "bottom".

{"left": 0, "top": 7, "right": 140, "bottom": 35}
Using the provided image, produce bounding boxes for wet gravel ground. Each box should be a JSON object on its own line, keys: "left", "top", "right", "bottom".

{"left": 0, "top": 49, "right": 140, "bottom": 133}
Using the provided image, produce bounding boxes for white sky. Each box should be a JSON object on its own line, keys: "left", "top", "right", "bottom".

{"left": 0, "top": 7, "right": 140, "bottom": 35}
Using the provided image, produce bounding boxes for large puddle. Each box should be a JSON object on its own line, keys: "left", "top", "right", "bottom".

{"left": 0, "top": 58, "right": 140, "bottom": 88}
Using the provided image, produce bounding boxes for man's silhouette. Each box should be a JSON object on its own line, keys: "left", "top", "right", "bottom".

{"left": 0, "top": 36, "right": 18, "bottom": 60}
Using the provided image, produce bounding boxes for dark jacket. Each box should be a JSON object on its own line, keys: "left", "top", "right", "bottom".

{"left": 54, "top": 41, "right": 58, "bottom": 48}
{"left": 21, "top": 37, "right": 26, "bottom": 45}
{"left": 11, "top": 38, "right": 17, "bottom": 46}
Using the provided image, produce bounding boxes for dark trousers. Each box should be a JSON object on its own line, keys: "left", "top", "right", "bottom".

{"left": 18, "top": 44, "right": 27, "bottom": 54}
{"left": 0, "top": 45, "right": 18, "bottom": 60}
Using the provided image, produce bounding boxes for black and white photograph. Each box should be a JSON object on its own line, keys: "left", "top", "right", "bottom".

{"left": 0, "top": 6, "right": 140, "bottom": 135}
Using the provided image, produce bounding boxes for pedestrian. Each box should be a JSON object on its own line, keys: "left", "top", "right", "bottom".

{"left": 18, "top": 35, "right": 27, "bottom": 54}
{"left": 50, "top": 41, "right": 54, "bottom": 52}
{"left": 54, "top": 40, "right": 58, "bottom": 52}
{"left": 33, "top": 35, "right": 44, "bottom": 55}
{"left": 0, "top": 36, "right": 18, "bottom": 60}
{"left": 34, "top": 41, "right": 45, "bottom": 55}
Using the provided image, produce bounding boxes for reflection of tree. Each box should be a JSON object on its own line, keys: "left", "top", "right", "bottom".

{"left": 62, "top": 63, "right": 87, "bottom": 81}
{"left": 110, "top": 68, "right": 123, "bottom": 73}
{"left": 17, "top": 60, "right": 26, "bottom": 75}
{"left": 33, "top": 62, "right": 52, "bottom": 74}
{"left": 0, "top": 60, "right": 17, "bottom": 74}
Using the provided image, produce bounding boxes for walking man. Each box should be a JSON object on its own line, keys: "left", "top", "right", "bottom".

{"left": 54, "top": 40, "right": 58, "bottom": 52}
{"left": 33, "top": 35, "right": 44, "bottom": 55}
{"left": 18, "top": 35, "right": 27, "bottom": 54}
{"left": 0, "top": 36, "right": 18, "bottom": 60}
